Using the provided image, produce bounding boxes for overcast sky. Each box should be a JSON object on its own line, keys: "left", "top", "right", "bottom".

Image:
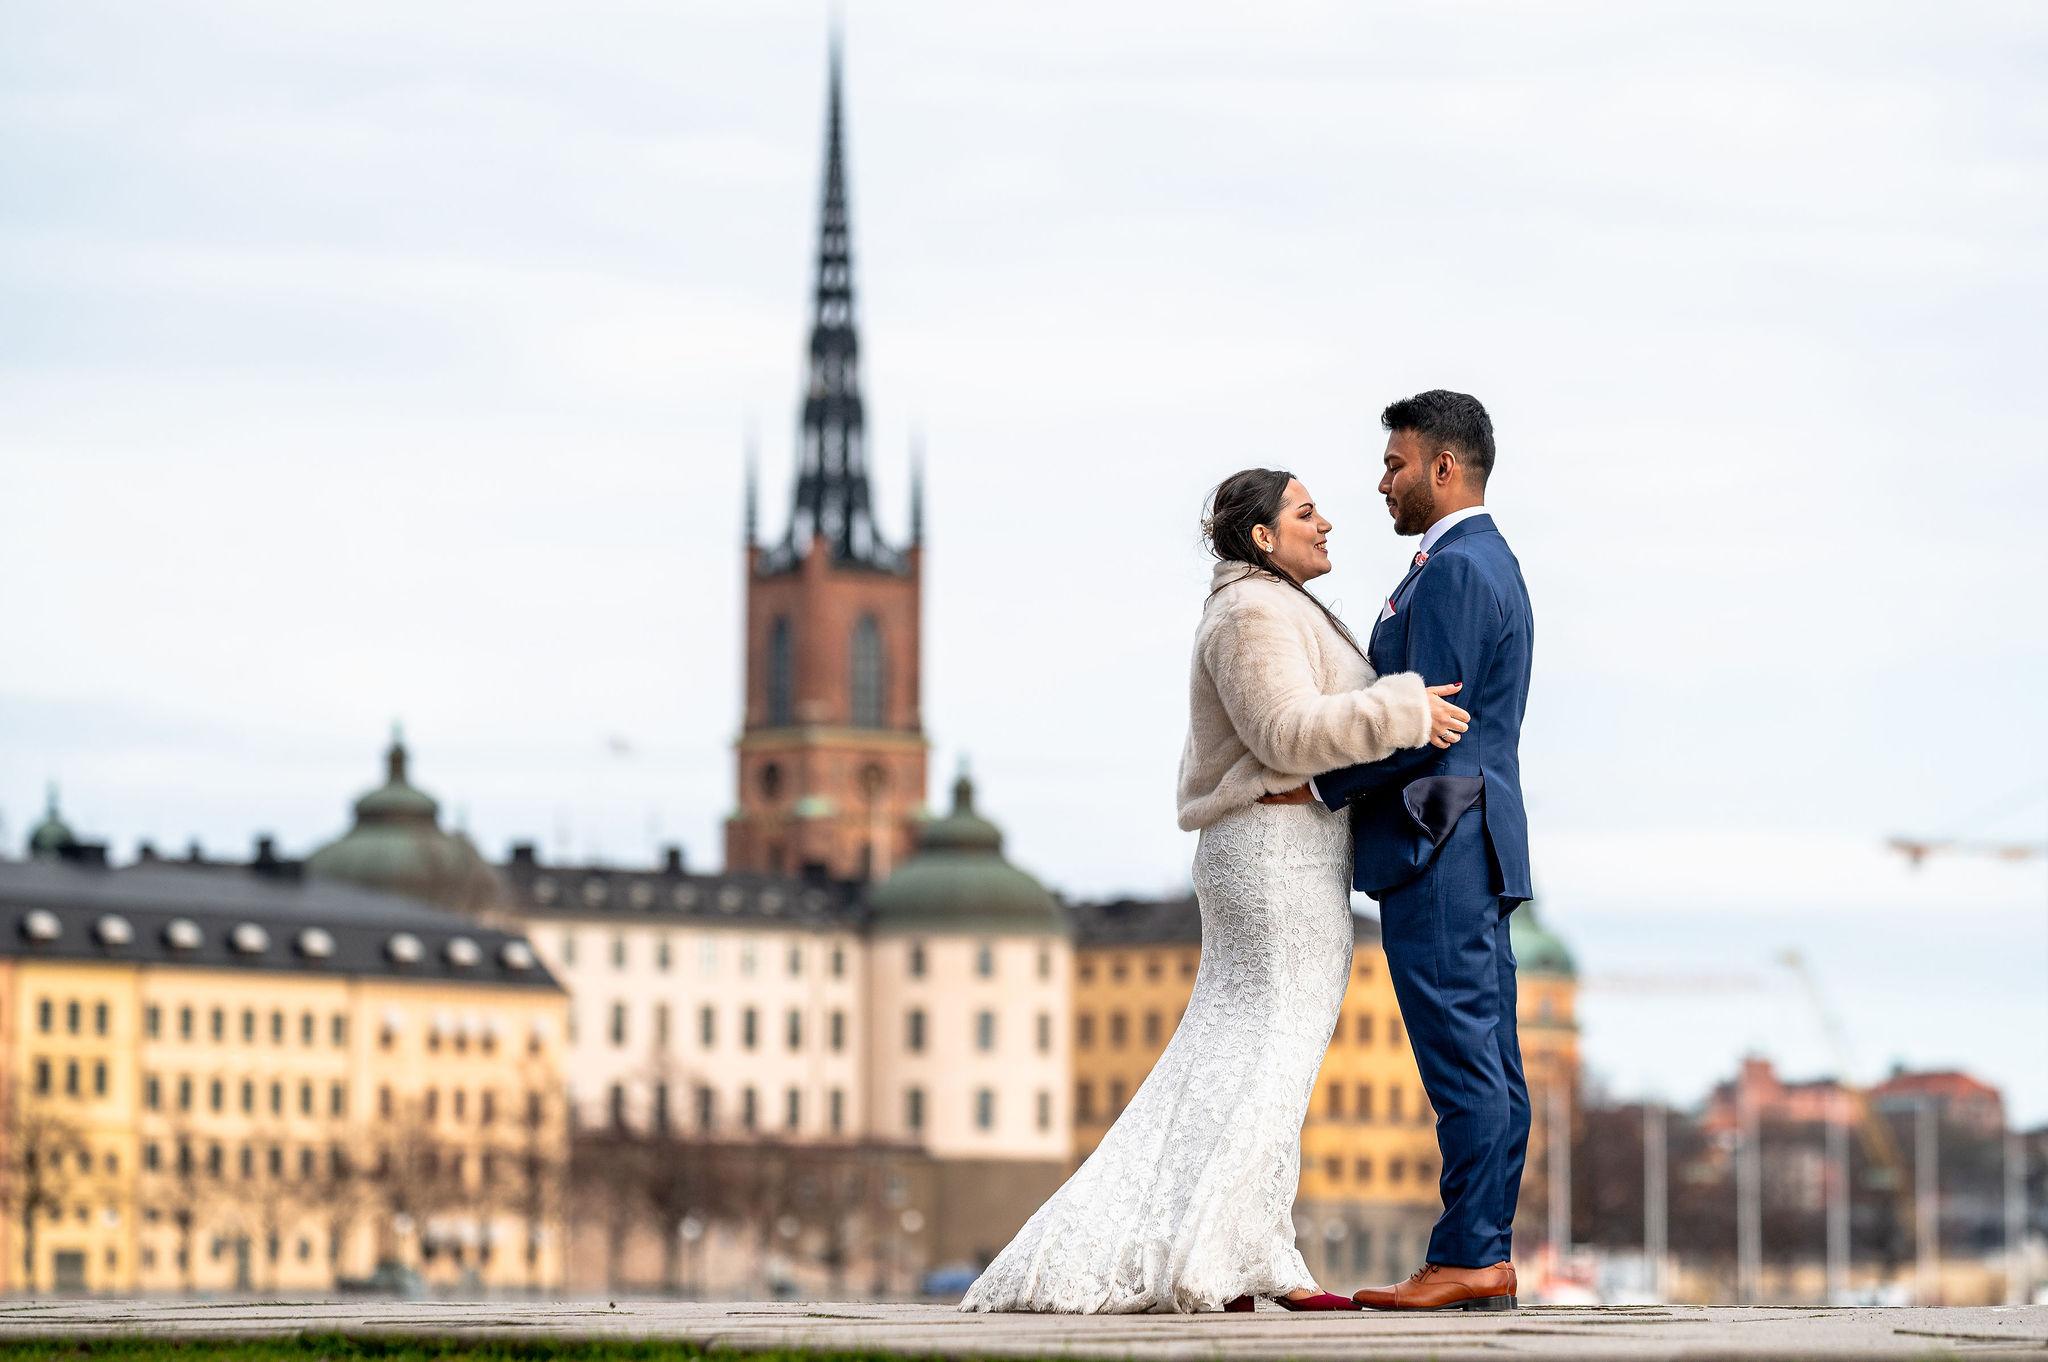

{"left": 4, "top": 1, "right": 2045, "bottom": 1120}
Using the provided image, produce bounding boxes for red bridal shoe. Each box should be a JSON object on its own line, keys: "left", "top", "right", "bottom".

{"left": 1223, "top": 1294, "right": 1254, "bottom": 1312}
{"left": 1276, "top": 1291, "right": 1362, "bottom": 1311}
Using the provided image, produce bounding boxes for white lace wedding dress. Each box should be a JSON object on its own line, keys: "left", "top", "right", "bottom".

{"left": 958, "top": 798, "right": 1353, "bottom": 1314}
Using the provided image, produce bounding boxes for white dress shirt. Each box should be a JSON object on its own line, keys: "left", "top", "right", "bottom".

{"left": 1303, "top": 504, "right": 1489, "bottom": 803}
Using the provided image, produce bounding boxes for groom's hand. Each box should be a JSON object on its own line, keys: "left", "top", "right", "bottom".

{"left": 1258, "top": 784, "right": 1314, "bottom": 805}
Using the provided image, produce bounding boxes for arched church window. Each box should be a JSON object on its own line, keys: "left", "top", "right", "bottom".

{"left": 768, "top": 616, "right": 795, "bottom": 726}
{"left": 760, "top": 763, "right": 783, "bottom": 801}
{"left": 851, "top": 615, "right": 885, "bottom": 728}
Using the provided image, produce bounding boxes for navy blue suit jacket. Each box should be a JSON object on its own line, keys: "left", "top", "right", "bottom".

{"left": 1315, "top": 513, "right": 1534, "bottom": 900}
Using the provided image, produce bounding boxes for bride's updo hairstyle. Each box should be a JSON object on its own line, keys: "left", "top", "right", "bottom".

{"left": 1202, "top": 468, "right": 1365, "bottom": 660}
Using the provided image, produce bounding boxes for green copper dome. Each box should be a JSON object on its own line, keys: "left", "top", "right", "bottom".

{"left": 27, "top": 784, "right": 77, "bottom": 860}
{"left": 865, "top": 770, "right": 1066, "bottom": 936}
{"left": 304, "top": 726, "right": 502, "bottom": 916}
{"left": 1511, "top": 900, "right": 1576, "bottom": 978}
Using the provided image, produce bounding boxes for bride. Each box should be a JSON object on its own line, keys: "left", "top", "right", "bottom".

{"left": 959, "top": 468, "right": 1467, "bottom": 1314}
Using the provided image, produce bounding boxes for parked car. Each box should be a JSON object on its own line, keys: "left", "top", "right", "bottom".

{"left": 336, "top": 1259, "right": 427, "bottom": 1297}
{"left": 921, "top": 1264, "right": 981, "bottom": 1299}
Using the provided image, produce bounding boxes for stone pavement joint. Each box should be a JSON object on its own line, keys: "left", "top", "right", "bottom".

{"left": 0, "top": 1299, "right": 2045, "bottom": 1360}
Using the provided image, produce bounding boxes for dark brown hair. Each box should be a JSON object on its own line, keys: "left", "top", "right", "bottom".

{"left": 1201, "top": 468, "right": 1365, "bottom": 660}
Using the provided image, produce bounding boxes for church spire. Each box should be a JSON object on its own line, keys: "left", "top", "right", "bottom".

{"left": 763, "top": 34, "right": 904, "bottom": 574}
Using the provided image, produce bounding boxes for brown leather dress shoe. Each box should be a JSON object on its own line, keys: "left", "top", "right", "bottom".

{"left": 1352, "top": 1261, "right": 1517, "bottom": 1311}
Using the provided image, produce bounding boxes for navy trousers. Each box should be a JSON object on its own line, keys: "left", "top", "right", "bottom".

{"left": 1376, "top": 810, "right": 1531, "bottom": 1266}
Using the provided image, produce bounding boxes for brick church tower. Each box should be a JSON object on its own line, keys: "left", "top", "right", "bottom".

{"left": 726, "top": 43, "right": 927, "bottom": 882}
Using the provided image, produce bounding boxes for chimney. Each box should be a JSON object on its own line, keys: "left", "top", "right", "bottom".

{"left": 662, "top": 844, "right": 686, "bottom": 876}
{"left": 509, "top": 842, "right": 539, "bottom": 870}
{"left": 137, "top": 840, "right": 159, "bottom": 862}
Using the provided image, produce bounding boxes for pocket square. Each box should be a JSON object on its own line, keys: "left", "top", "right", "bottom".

{"left": 1377, "top": 598, "right": 1396, "bottom": 623}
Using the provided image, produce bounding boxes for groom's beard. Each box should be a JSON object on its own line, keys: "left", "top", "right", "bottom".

{"left": 1391, "top": 481, "right": 1436, "bottom": 536}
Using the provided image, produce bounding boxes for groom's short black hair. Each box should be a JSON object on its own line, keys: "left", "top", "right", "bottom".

{"left": 1382, "top": 390, "right": 1495, "bottom": 487}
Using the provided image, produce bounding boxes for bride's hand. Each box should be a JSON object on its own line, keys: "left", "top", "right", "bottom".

{"left": 1426, "top": 682, "right": 1469, "bottom": 750}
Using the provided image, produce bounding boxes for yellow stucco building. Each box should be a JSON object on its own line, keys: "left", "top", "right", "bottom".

{"left": 0, "top": 846, "right": 568, "bottom": 1296}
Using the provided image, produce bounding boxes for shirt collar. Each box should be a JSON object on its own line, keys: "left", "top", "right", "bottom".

{"left": 1419, "top": 504, "right": 1489, "bottom": 556}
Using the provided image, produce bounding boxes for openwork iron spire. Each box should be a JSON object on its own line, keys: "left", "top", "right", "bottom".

{"left": 762, "top": 37, "right": 905, "bottom": 574}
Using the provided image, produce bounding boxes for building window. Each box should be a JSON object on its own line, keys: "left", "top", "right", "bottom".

{"left": 178, "top": 1005, "right": 193, "bottom": 1040}
{"left": 850, "top": 614, "right": 885, "bottom": 728}
{"left": 67, "top": 999, "right": 82, "bottom": 1034}
{"left": 1391, "top": 1016, "right": 1404, "bottom": 1046}
{"left": 975, "top": 1011, "right": 995, "bottom": 1051}
{"left": 1076, "top": 1081, "right": 1094, "bottom": 1122}
{"left": 33, "top": 1058, "right": 50, "bottom": 1095}
{"left": 331, "top": 1082, "right": 346, "bottom": 1117}
{"left": 242, "top": 1079, "right": 255, "bottom": 1113}
{"left": 93, "top": 1001, "right": 109, "bottom": 1036}
{"left": 741, "top": 1007, "right": 758, "bottom": 1050}
{"left": 1327, "top": 1085, "right": 1345, "bottom": 1119}
{"left": 830, "top": 944, "right": 845, "bottom": 978}
{"left": 270, "top": 1010, "right": 283, "bottom": 1042}
{"left": 608, "top": 1084, "right": 626, "bottom": 1130}
{"left": 561, "top": 932, "right": 577, "bottom": 966}
{"left": 1143, "top": 1011, "right": 1162, "bottom": 1045}
{"left": 1037, "top": 947, "right": 1051, "bottom": 980}
{"left": 699, "top": 1006, "right": 715, "bottom": 1047}
{"left": 828, "top": 1088, "right": 845, "bottom": 1133}
{"left": 768, "top": 615, "right": 795, "bottom": 725}
{"left": 975, "top": 943, "right": 993, "bottom": 978}
{"left": 1389, "top": 1087, "right": 1405, "bottom": 1122}
{"left": 1355, "top": 1013, "right": 1374, "bottom": 1044}
{"left": 785, "top": 1087, "right": 801, "bottom": 1130}
{"left": 652, "top": 1083, "right": 669, "bottom": 1132}
{"left": 829, "top": 1010, "right": 846, "bottom": 1052}
{"left": 905, "top": 1087, "right": 924, "bottom": 1132}
{"left": 1145, "top": 954, "right": 1162, "bottom": 981}
{"left": 787, "top": 943, "right": 802, "bottom": 976}
{"left": 209, "top": 1078, "right": 224, "bottom": 1112}
{"left": 177, "top": 1075, "right": 191, "bottom": 1111}
{"left": 655, "top": 1003, "right": 671, "bottom": 1049}
{"left": 1389, "top": 1157, "right": 1406, "bottom": 1185}
{"left": 64, "top": 1060, "right": 78, "bottom": 1096}
{"left": 741, "top": 1086, "right": 758, "bottom": 1132}
{"left": 1036, "top": 1090, "right": 1051, "bottom": 1131}
{"left": 611, "top": 935, "right": 626, "bottom": 969}
{"left": 1108, "top": 1013, "right": 1127, "bottom": 1047}
{"left": 740, "top": 943, "right": 757, "bottom": 976}
{"left": 1077, "top": 1014, "right": 1094, "bottom": 1047}
{"left": 1356, "top": 1084, "right": 1374, "bottom": 1122}
{"left": 144, "top": 1004, "right": 160, "bottom": 1039}
{"left": 1036, "top": 1012, "right": 1051, "bottom": 1053}
{"left": 91, "top": 1061, "right": 106, "bottom": 1096}
{"left": 696, "top": 1085, "right": 716, "bottom": 1131}
{"left": 656, "top": 936, "right": 671, "bottom": 972}
{"left": 905, "top": 1009, "right": 925, "bottom": 1053}
{"left": 1108, "top": 1079, "right": 1126, "bottom": 1114}
{"left": 1078, "top": 960, "right": 1095, "bottom": 983}
{"left": 1324, "top": 1156, "right": 1342, "bottom": 1181}
{"left": 974, "top": 1089, "right": 995, "bottom": 1130}
{"left": 787, "top": 1010, "right": 802, "bottom": 1050}
{"left": 144, "top": 1075, "right": 160, "bottom": 1110}
{"left": 299, "top": 1011, "right": 314, "bottom": 1045}
{"left": 300, "top": 1081, "right": 314, "bottom": 1116}
{"left": 1355, "top": 1158, "right": 1374, "bottom": 1185}
{"left": 908, "top": 940, "right": 926, "bottom": 978}
{"left": 610, "top": 1003, "right": 627, "bottom": 1047}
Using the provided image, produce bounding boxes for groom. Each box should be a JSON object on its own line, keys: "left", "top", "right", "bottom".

{"left": 1265, "top": 389, "right": 1534, "bottom": 1311}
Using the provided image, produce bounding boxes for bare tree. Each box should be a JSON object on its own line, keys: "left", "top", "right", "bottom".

{"left": 0, "top": 1089, "right": 86, "bottom": 1293}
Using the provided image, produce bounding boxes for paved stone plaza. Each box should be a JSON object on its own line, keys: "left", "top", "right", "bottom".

{"left": 0, "top": 1299, "right": 2045, "bottom": 1360}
